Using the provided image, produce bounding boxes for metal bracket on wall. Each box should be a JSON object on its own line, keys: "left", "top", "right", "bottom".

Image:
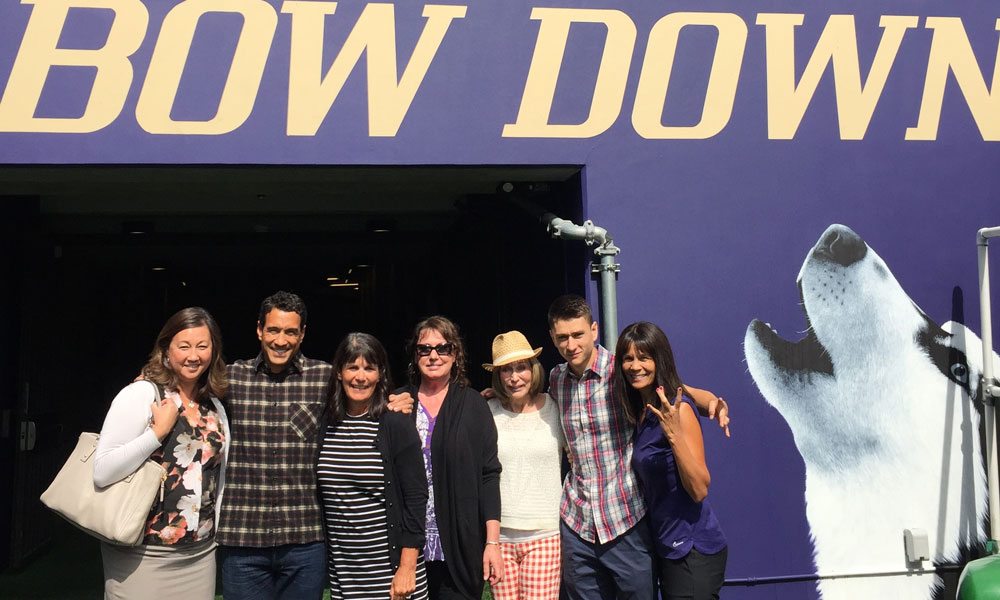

{"left": 591, "top": 259, "right": 621, "bottom": 275}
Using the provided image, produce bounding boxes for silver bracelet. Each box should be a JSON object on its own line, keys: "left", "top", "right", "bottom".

{"left": 485, "top": 540, "right": 500, "bottom": 546}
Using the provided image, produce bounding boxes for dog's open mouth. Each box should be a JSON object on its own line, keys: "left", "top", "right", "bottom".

{"left": 748, "top": 286, "right": 834, "bottom": 377}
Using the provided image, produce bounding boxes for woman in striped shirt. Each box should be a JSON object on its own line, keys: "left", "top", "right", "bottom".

{"left": 317, "top": 333, "right": 430, "bottom": 600}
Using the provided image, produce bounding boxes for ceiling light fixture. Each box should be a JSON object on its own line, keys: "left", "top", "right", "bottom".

{"left": 123, "top": 220, "right": 154, "bottom": 235}
{"left": 367, "top": 218, "right": 395, "bottom": 234}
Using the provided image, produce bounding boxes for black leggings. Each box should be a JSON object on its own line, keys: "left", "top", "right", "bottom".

{"left": 658, "top": 547, "right": 728, "bottom": 600}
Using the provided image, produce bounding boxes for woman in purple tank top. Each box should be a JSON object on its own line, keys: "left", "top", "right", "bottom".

{"left": 613, "top": 321, "right": 727, "bottom": 600}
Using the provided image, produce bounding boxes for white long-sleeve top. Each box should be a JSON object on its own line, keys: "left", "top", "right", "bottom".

{"left": 93, "top": 381, "right": 163, "bottom": 487}
{"left": 93, "top": 381, "right": 231, "bottom": 529}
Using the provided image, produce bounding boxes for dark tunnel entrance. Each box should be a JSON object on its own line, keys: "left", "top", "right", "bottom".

{"left": 0, "top": 165, "right": 586, "bottom": 580}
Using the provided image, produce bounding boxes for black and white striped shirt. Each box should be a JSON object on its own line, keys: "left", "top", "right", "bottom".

{"left": 318, "top": 413, "right": 428, "bottom": 599}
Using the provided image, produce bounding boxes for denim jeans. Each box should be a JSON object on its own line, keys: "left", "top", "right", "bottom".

{"left": 560, "top": 519, "right": 657, "bottom": 600}
{"left": 218, "top": 541, "right": 326, "bottom": 600}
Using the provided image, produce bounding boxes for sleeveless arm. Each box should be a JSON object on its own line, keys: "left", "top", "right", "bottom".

{"left": 671, "top": 401, "right": 711, "bottom": 503}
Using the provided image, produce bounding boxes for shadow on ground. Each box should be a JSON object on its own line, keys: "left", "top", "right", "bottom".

{"left": 0, "top": 520, "right": 494, "bottom": 600}
{"left": 0, "top": 521, "right": 103, "bottom": 599}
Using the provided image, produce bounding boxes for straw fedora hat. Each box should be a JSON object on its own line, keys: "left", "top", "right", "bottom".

{"left": 482, "top": 331, "right": 542, "bottom": 371}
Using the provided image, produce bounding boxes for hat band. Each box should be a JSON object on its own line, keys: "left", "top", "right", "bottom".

{"left": 491, "top": 349, "right": 537, "bottom": 366}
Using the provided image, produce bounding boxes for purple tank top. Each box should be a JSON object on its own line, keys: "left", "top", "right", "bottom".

{"left": 631, "top": 396, "right": 727, "bottom": 560}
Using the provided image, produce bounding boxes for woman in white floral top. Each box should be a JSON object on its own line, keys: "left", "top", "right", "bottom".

{"left": 94, "top": 307, "right": 231, "bottom": 599}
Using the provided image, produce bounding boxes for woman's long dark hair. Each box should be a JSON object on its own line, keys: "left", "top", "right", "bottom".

{"left": 141, "top": 307, "right": 228, "bottom": 401}
{"left": 326, "top": 332, "right": 393, "bottom": 427}
{"left": 613, "top": 321, "right": 690, "bottom": 425}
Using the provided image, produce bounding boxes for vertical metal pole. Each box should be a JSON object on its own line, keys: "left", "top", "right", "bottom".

{"left": 598, "top": 252, "right": 619, "bottom": 349}
{"left": 979, "top": 228, "right": 1000, "bottom": 546}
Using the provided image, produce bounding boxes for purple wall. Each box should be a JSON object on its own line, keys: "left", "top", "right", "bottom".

{"left": 2, "top": 1, "right": 999, "bottom": 597}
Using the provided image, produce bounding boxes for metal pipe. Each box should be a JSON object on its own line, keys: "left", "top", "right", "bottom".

{"left": 980, "top": 226, "right": 1000, "bottom": 243}
{"left": 544, "top": 215, "right": 610, "bottom": 247}
{"left": 500, "top": 189, "right": 624, "bottom": 347}
{"left": 722, "top": 564, "right": 963, "bottom": 587}
{"left": 542, "top": 213, "right": 621, "bottom": 347}
{"left": 594, "top": 246, "right": 621, "bottom": 348}
{"left": 979, "top": 226, "right": 1000, "bottom": 545}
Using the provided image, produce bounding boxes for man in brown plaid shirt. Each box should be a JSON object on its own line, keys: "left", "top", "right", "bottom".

{"left": 216, "top": 291, "right": 410, "bottom": 599}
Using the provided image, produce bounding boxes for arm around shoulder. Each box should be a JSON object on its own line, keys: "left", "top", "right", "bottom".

{"left": 686, "top": 385, "right": 730, "bottom": 437}
{"left": 384, "top": 411, "right": 428, "bottom": 549}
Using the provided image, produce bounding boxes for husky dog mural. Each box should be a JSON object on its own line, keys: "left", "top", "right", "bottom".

{"left": 744, "top": 224, "right": 998, "bottom": 599}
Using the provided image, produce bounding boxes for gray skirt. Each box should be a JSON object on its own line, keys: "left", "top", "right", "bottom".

{"left": 101, "top": 538, "right": 217, "bottom": 599}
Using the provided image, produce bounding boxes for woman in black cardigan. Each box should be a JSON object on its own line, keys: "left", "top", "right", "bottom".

{"left": 317, "top": 333, "right": 429, "bottom": 600}
{"left": 403, "top": 316, "right": 503, "bottom": 599}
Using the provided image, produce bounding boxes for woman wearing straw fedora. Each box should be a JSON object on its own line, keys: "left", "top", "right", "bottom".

{"left": 484, "top": 331, "right": 565, "bottom": 600}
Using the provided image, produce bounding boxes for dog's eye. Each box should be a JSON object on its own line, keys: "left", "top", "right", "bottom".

{"left": 950, "top": 363, "right": 969, "bottom": 384}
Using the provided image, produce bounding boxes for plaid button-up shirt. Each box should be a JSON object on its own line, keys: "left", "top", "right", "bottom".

{"left": 550, "top": 344, "right": 645, "bottom": 544}
{"left": 216, "top": 353, "right": 331, "bottom": 547}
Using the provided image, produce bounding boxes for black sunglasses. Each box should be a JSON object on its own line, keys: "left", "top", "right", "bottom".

{"left": 416, "top": 343, "right": 454, "bottom": 357}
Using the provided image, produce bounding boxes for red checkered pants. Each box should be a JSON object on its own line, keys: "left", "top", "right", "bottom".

{"left": 491, "top": 534, "right": 561, "bottom": 600}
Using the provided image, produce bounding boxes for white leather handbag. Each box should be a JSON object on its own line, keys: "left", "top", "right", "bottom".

{"left": 40, "top": 384, "right": 167, "bottom": 546}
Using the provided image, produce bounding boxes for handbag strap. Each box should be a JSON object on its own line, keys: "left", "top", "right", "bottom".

{"left": 147, "top": 380, "right": 163, "bottom": 403}
{"left": 144, "top": 380, "right": 168, "bottom": 437}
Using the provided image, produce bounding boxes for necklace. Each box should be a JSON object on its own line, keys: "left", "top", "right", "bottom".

{"left": 168, "top": 387, "right": 197, "bottom": 409}
{"left": 179, "top": 388, "right": 196, "bottom": 409}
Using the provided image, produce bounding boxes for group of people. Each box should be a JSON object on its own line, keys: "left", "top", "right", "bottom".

{"left": 92, "top": 291, "right": 731, "bottom": 600}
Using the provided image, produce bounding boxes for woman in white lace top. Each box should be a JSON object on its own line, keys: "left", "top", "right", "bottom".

{"left": 483, "top": 331, "right": 565, "bottom": 600}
